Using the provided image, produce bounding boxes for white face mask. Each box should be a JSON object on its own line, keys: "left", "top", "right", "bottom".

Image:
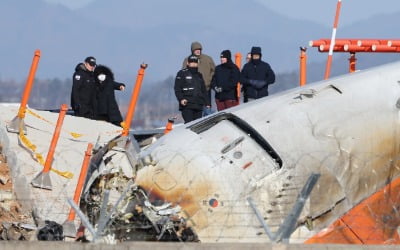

{"left": 98, "top": 74, "right": 106, "bottom": 82}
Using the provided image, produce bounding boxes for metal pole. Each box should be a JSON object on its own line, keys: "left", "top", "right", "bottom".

{"left": 324, "top": 0, "right": 342, "bottom": 80}
{"left": 299, "top": 47, "right": 307, "bottom": 86}
{"left": 7, "top": 49, "right": 41, "bottom": 134}
{"left": 122, "top": 63, "right": 148, "bottom": 136}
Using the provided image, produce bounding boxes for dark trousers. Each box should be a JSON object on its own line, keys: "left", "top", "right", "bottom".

{"left": 215, "top": 99, "right": 239, "bottom": 111}
{"left": 181, "top": 109, "right": 203, "bottom": 123}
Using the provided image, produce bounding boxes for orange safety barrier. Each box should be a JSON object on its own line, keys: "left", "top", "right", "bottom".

{"left": 311, "top": 39, "right": 400, "bottom": 53}
{"left": 68, "top": 143, "right": 93, "bottom": 222}
{"left": 31, "top": 104, "right": 68, "bottom": 190}
{"left": 299, "top": 47, "right": 307, "bottom": 86}
{"left": 356, "top": 39, "right": 389, "bottom": 46}
{"left": 310, "top": 39, "right": 358, "bottom": 47}
{"left": 163, "top": 118, "right": 175, "bottom": 134}
{"left": 43, "top": 104, "right": 68, "bottom": 173}
{"left": 344, "top": 44, "right": 373, "bottom": 52}
{"left": 311, "top": 39, "right": 400, "bottom": 75}
{"left": 18, "top": 49, "right": 41, "bottom": 119}
{"left": 371, "top": 44, "right": 398, "bottom": 52}
{"left": 235, "top": 53, "right": 242, "bottom": 101}
{"left": 7, "top": 49, "right": 41, "bottom": 134}
{"left": 62, "top": 143, "right": 93, "bottom": 237}
{"left": 121, "top": 63, "right": 148, "bottom": 136}
{"left": 319, "top": 44, "right": 344, "bottom": 52}
{"left": 387, "top": 40, "right": 400, "bottom": 47}
{"left": 348, "top": 53, "right": 357, "bottom": 73}
{"left": 305, "top": 176, "right": 400, "bottom": 244}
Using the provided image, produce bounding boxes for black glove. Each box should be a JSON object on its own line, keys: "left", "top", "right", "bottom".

{"left": 249, "top": 79, "right": 267, "bottom": 89}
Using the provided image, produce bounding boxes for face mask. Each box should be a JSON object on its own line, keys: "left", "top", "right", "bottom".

{"left": 98, "top": 74, "right": 106, "bottom": 82}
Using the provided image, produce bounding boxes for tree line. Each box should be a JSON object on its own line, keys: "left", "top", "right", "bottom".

{"left": 0, "top": 72, "right": 299, "bottom": 129}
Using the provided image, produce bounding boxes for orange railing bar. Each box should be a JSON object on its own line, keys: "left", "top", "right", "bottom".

{"left": 67, "top": 143, "right": 93, "bottom": 221}
{"left": 18, "top": 49, "right": 41, "bottom": 119}
{"left": 235, "top": 52, "right": 242, "bottom": 101}
{"left": 121, "top": 63, "right": 148, "bottom": 136}
{"left": 299, "top": 47, "right": 307, "bottom": 86}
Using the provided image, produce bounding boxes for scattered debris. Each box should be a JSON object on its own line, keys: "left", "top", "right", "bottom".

{"left": 0, "top": 147, "right": 35, "bottom": 241}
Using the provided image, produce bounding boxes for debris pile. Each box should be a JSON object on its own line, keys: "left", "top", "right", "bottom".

{"left": 0, "top": 148, "right": 35, "bottom": 240}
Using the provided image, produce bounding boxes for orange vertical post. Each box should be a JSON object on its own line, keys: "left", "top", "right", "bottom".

{"left": 31, "top": 104, "right": 68, "bottom": 190}
{"left": 63, "top": 143, "right": 93, "bottom": 237}
{"left": 348, "top": 52, "right": 357, "bottom": 73}
{"left": 164, "top": 118, "right": 175, "bottom": 134}
{"left": 122, "top": 63, "right": 148, "bottom": 136}
{"left": 299, "top": 47, "right": 307, "bottom": 86}
{"left": 234, "top": 53, "right": 242, "bottom": 101}
{"left": 7, "top": 49, "right": 41, "bottom": 133}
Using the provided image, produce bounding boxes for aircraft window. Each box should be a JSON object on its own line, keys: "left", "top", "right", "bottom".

{"left": 188, "top": 112, "right": 283, "bottom": 168}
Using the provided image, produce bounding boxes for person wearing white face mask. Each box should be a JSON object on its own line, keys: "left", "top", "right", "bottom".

{"left": 93, "top": 64, "right": 125, "bottom": 126}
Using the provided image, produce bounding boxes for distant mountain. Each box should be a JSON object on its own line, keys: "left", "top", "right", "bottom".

{"left": 1, "top": 0, "right": 327, "bottom": 82}
{"left": 0, "top": 0, "right": 399, "bottom": 85}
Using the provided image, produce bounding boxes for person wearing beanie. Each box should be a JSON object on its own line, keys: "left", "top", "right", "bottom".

{"left": 182, "top": 41, "right": 216, "bottom": 116}
{"left": 93, "top": 64, "right": 125, "bottom": 126}
{"left": 210, "top": 49, "right": 240, "bottom": 111}
{"left": 240, "top": 46, "right": 275, "bottom": 102}
{"left": 175, "top": 54, "right": 210, "bottom": 123}
{"left": 71, "top": 56, "right": 97, "bottom": 118}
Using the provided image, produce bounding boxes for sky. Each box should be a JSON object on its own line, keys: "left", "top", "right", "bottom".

{"left": 257, "top": 0, "right": 400, "bottom": 26}
{"left": 44, "top": 0, "right": 400, "bottom": 27}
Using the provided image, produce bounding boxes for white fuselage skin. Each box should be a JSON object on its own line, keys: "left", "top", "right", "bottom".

{"left": 135, "top": 61, "right": 400, "bottom": 243}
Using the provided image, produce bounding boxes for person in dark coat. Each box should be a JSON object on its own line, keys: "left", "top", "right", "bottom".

{"left": 240, "top": 46, "right": 275, "bottom": 102}
{"left": 182, "top": 41, "right": 216, "bottom": 117}
{"left": 211, "top": 50, "right": 240, "bottom": 111}
{"left": 93, "top": 65, "right": 125, "bottom": 126}
{"left": 71, "top": 56, "right": 97, "bottom": 118}
{"left": 175, "top": 55, "right": 210, "bottom": 123}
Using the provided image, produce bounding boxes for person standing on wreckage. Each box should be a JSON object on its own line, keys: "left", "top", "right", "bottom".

{"left": 93, "top": 65, "right": 126, "bottom": 126}
{"left": 71, "top": 56, "right": 97, "bottom": 118}
{"left": 175, "top": 55, "right": 210, "bottom": 123}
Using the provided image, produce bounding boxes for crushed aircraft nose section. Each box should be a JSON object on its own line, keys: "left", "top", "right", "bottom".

{"left": 80, "top": 134, "right": 199, "bottom": 242}
{"left": 79, "top": 61, "right": 400, "bottom": 244}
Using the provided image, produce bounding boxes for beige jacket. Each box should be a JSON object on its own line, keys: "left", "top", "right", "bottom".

{"left": 182, "top": 42, "right": 216, "bottom": 91}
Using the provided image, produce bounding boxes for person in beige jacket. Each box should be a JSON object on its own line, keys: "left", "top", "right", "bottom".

{"left": 182, "top": 41, "right": 216, "bottom": 116}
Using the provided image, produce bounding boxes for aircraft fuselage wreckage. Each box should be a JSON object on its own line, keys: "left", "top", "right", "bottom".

{"left": 80, "top": 61, "right": 400, "bottom": 243}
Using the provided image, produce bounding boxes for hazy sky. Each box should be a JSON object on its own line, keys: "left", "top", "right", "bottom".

{"left": 44, "top": 0, "right": 400, "bottom": 27}
{"left": 257, "top": 0, "right": 400, "bottom": 26}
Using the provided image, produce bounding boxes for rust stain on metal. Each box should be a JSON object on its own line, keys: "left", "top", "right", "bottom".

{"left": 242, "top": 162, "right": 253, "bottom": 170}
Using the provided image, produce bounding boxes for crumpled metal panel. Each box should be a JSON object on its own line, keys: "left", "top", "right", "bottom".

{"left": 87, "top": 61, "right": 400, "bottom": 243}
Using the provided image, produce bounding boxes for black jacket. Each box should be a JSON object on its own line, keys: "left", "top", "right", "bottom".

{"left": 71, "top": 63, "right": 96, "bottom": 118}
{"left": 240, "top": 59, "right": 275, "bottom": 100}
{"left": 174, "top": 68, "right": 209, "bottom": 111}
{"left": 211, "top": 60, "right": 240, "bottom": 101}
{"left": 93, "top": 65, "right": 125, "bottom": 125}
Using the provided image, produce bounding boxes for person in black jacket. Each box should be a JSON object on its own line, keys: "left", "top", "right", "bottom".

{"left": 174, "top": 55, "right": 210, "bottom": 123}
{"left": 240, "top": 47, "right": 275, "bottom": 102}
{"left": 71, "top": 56, "right": 97, "bottom": 118}
{"left": 211, "top": 50, "right": 240, "bottom": 111}
{"left": 93, "top": 65, "right": 125, "bottom": 126}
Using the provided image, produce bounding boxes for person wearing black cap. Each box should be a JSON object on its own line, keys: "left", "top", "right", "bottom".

{"left": 174, "top": 55, "right": 210, "bottom": 123}
{"left": 240, "top": 46, "right": 275, "bottom": 102}
{"left": 210, "top": 50, "right": 240, "bottom": 111}
{"left": 71, "top": 56, "right": 97, "bottom": 118}
{"left": 182, "top": 41, "right": 216, "bottom": 116}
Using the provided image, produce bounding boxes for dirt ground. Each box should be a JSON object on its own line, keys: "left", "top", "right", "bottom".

{"left": 0, "top": 147, "right": 35, "bottom": 240}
